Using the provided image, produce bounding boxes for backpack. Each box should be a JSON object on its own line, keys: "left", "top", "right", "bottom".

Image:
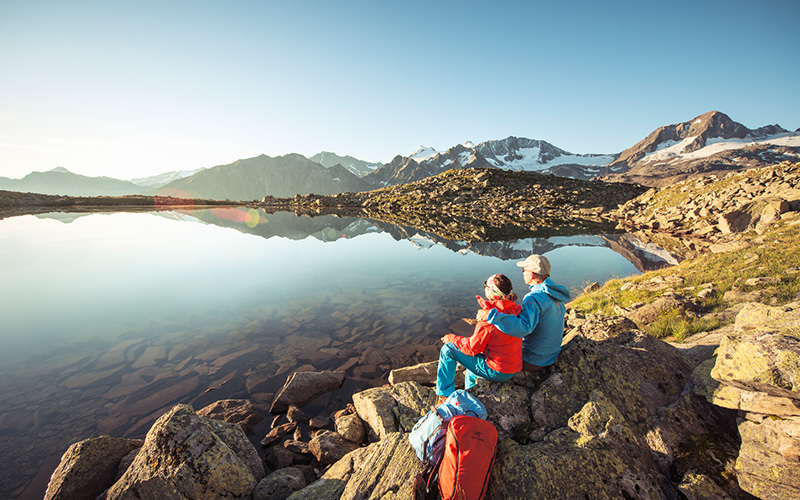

{"left": 409, "top": 390, "right": 488, "bottom": 465}
{"left": 438, "top": 415, "right": 498, "bottom": 500}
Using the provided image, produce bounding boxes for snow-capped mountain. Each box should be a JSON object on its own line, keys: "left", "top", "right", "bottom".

{"left": 474, "top": 137, "right": 615, "bottom": 175}
{"left": 599, "top": 111, "right": 800, "bottom": 186}
{"left": 364, "top": 137, "right": 615, "bottom": 186}
{"left": 309, "top": 151, "right": 382, "bottom": 178}
{"left": 409, "top": 146, "right": 440, "bottom": 163}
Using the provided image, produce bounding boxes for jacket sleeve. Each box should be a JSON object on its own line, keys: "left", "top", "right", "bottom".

{"left": 486, "top": 295, "right": 540, "bottom": 337}
{"left": 454, "top": 321, "right": 492, "bottom": 355}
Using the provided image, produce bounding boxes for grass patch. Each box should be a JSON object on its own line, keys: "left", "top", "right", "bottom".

{"left": 571, "top": 217, "right": 800, "bottom": 338}
{"left": 644, "top": 309, "right": 722, "bottom": 342}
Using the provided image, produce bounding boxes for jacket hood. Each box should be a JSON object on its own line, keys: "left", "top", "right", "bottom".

{"left": 476, "top": 296, "right": 522, "bottom": 315}
{"left": 530, "top": 278, "right": 571, "bottom": 302}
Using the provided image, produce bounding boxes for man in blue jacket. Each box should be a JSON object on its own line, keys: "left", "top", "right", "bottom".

{"left": 476, "top": 254, "right": 571, "bottom": 371}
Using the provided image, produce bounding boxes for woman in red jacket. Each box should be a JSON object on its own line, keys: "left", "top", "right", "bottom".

{"left": 435, "top": 273, "right": 522, "bottom": 405}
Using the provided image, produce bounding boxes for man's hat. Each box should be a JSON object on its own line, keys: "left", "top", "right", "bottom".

{"left": 516, "top": 255, "right": 551, "bottom": 275}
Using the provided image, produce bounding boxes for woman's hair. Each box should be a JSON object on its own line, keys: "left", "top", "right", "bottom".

{"left": 488, "top": 273, "right": 517, "bottom": 302}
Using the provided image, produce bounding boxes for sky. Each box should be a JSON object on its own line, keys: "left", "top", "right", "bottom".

{"left": 1, "top": 0, "right": 798, "bottom": 181}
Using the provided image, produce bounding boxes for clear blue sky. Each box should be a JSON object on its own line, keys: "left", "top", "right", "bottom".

{"left": 1, "top": 0, "right": 798, "bottom": 180}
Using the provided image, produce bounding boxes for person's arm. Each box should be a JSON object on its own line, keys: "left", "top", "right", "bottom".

{"left": 485, "top": 296, "right": 540, "bottom": 337}
{"left": 441, "top": 313, "right": 492, "bottom": 355}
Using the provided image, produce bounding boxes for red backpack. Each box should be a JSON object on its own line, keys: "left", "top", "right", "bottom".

{"left": 438, "top": 415, "right": 498, "bottom": 500}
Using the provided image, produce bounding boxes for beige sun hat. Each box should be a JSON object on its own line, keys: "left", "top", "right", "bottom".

{"left": 516, "top": 255, "right": 551, "bottom": 275}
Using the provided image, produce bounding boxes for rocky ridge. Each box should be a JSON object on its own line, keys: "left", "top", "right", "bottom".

{"left": 262, "top": 166, "right": 648, "bottom": 241}
{"left": 612, "top": 161, "right": 800, "bottom": 260}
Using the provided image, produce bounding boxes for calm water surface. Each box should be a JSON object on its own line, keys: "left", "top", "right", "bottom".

{"left": 0, "top": 209, "right": 649, "bottom": 498}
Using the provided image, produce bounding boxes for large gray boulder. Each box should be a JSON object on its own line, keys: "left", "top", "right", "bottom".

{"left": 44, "top": 436, "right": 142, "bottom": 500}
{"left": 351, "top": 381, "right": 434, "bottom": 440}
{"left": 104, "top": 404, "right": 264, "bottom": 499}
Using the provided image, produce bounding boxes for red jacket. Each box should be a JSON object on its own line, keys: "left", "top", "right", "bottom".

{"left": 449, "top": 296, "right": 523, "bottom": 374}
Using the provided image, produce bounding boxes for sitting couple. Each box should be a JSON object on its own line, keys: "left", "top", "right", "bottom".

{"left": 435, "top": 255, "right": 571, "bottom": 405}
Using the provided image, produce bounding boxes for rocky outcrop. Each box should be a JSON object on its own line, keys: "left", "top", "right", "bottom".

{"left": 614, "top": 161, "right": 800, "bottom": 259}
{"left": 104, "top": 404, "right": 264, "bottom": 499}
{"left": 289, "top": 316, "right": 749, "bottom": 499}
{"left": 263, "top": 166, "right": 647, "bottom": 242}
{"left": 718, "top": 196, "right": 792, "bottom": 234}
{"left": 702, "top": 302, "right": 800, "bottom": 499}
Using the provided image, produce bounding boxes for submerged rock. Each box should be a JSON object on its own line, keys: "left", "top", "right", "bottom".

{"left": 197, "top": 398, "right": 263, "bottom": 435}
{"left": 270, "top": 371, "right": 345, "bottom": 414}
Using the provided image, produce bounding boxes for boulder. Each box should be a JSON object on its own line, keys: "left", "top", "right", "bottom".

{"left": 270, "top": 371, "right": 345, "bottom": 414}
{"left": 487, "top": 390, "right": 670, "bottom": 499}
{"left": 288, "top": 432, "right": 423, "bottom": 500}
{"left": 196, "top": 399, "right": 263, "bottom": 435}
{"left": 104, "top": 404, "right": 264, "bottom": 499}
{"left": 625, "top": 293, "right": 698, "bottom": 329}
{"left": 335, "top": 413, "right": 366, "bottom": 444}
{"left": 718, "top": 196, "right": 791, "bottom": 234}
{"left": 253, "top": 467, "right": 307, "bottom": 500}
{"left": 44, "top": 436, "right": 143, "bottom": 500}
{"left": 711, "top": 302, "right": 800, "bottom": 399}
{"left": 707, "top": 302, "right": 800, "bottom": 499}
{"left": 261, "top": 422, "right": 297, "bottom": 447}
{"left": 265, "top": 447, "right": 296, "bottom": 471}
{"left": 286, "top": 405, "right": 309, "bottom": 424}
{"left": 308, "top": 431, "right": 360, "bottom": 465}
{"left": 351, "top": 381, "right": 434, "bottom": 441}
{"left": 736, "top": 415, "right": 800, "bottom": 499}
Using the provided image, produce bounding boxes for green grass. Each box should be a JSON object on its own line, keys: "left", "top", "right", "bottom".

{"left": 644, "top": 309, "right": 723, "bottom": 342}
{"left": 572, "top": 217, "right": 800, "bottom": 340}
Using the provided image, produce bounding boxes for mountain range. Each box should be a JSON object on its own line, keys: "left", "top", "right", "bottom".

{"left": 2, "top": 111, "right": 797, "bottom": 199}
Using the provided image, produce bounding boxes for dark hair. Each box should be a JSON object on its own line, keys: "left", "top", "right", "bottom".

{"left": 491, "top": 274, "right": 518, "bottom": 302}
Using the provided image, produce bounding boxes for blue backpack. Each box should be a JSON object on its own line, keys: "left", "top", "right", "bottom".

{"left": 409, "top": 390, "right": 488, "bottom": 465}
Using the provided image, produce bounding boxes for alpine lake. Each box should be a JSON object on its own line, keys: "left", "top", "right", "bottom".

{"left": 0, "top": 208, "right": 676, "bottom": 498}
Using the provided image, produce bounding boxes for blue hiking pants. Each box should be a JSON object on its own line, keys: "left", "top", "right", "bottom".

{"left": 436, "top": 342, "right": 515, "bottom": 397}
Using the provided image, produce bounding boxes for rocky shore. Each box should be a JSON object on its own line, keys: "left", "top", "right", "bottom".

{"left": 42, "top": 162, "right": 800, "bottom": 499}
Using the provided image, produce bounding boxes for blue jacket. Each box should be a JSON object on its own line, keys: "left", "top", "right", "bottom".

{"left": 485, "top": 278, "right": 571, "bottom": 367}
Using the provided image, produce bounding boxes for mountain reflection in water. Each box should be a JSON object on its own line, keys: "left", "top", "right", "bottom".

{"left": 0, "top": 209, "right": 677, "bottom": 499}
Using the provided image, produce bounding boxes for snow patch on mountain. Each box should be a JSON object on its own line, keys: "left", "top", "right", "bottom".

{"left": 410, "top": 146, "right": 439, "bottom": 163}
{"left": 642, "top": 132, "right": 800, "bottom": 164}
{"left": 488, "top": 149, "right": 615, "bottom": 171}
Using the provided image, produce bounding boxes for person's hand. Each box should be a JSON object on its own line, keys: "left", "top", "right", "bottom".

{"left": 475, "top": 295, "right": 491, "bottom": 310}
{"left": 475, "top": 309, "right": 489, "bottom": 322}
{"left": 441, "top": 333, "right": 457, "bottom": 344}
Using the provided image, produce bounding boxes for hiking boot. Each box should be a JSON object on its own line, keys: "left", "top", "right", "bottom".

{"left": 435, "top": 394, "right": 448, "bottom": 407}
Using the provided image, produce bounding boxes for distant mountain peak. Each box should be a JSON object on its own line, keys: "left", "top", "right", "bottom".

{"left": 409, "top": 146, "right": 439, "bottom": 163}
{"left": 50, "top": 167, "right": 71, "bottom": 174}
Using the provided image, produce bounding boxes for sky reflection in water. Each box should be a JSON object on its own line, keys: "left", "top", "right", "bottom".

{"left": 0, "top": 210, "right": 639, "bottom": 366}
